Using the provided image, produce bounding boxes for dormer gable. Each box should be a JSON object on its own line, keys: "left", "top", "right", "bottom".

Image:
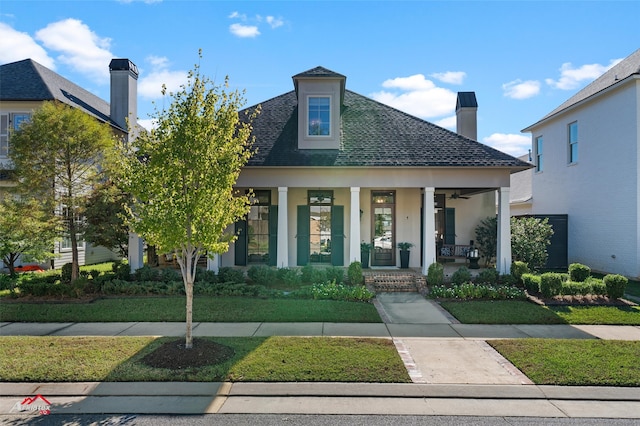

{"left": 292, "top": 66, "right": 346, "bottom": 150}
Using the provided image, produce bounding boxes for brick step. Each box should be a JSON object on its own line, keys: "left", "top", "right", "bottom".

{"left": 365, "top": 273, "right": 424, "bottom": 292}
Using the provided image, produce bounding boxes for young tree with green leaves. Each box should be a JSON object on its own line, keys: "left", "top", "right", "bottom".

{"left": 0, "top": 196, "right": 58, "bottom": 275}
{"left": 511, "top": 216, "right": 554, "bottom": 271}
{"left": 9, "top": 101, "right": 116, "bottom": 281}
{"left": 84, "top": 180, "right": 131, "bottom": 257}
{"left": 117, "top": 55, "right": 259, "bottom": 348}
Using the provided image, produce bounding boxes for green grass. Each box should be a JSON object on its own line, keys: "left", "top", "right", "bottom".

{"left": 80, "top": 262, "right": 118, "bottom": 273}
{"left": 0, "top": 296, "right": 381, "bottom": 323}
{"left": 625, "top": 279, "right": 640, "bottom": 298}
{"left": 549, "top": 305, "right": 640, "bottom": 325}
{"left": 0, "top": 336, "right": 410, "bottom": 383}
{"left": 489, "top": 339, "right": 640, "bottom": 386}
{"left": 439, "top": 300, "right": 567, "bottom": 324}
{"left": 439, "top": 300, "right": 640, "bottom": 325}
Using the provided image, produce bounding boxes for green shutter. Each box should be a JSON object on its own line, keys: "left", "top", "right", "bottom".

{"left": 234, "top": 219, "right": 247, "bottom": 266}
{"left": 297, "top": 205, "right": 310, "bottom": 266}
{"left": 268, "top": 205, "right": 278, "bottom": 266}
{"left": 331, "top": 205, "right": 344, "bottom": 266}
{"left": 445, "top": 208, "right": 456, "bottom": 245}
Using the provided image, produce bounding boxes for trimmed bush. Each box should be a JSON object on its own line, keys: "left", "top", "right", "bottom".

{"left": 561, "top": 280, "right": 592, "bottom": 296}
{"left": 429, "top": 283, "right": 525, "bottom": 300}
{"left": 427, "top": 263, "right": 444, "bottom": 286}
{"left": 278, "top": 267, "right": 301, "bottom": 287}
{"left": 247, "top": 265, "right": 277, "bottom": 286}
{"left": 347, "top": 261, "right": 363, "bottom": 285}
{"left": 522, "top": 273, "right": 538, "bottom": 293}
{"left": 325, "top": 266, "right": 345, "bottom": 285}
{"left": 569, "top": 263, "right": 591, "bottom": 282}
{"left": 217, "top": 267, "right": 245, "bottom": 284}
{"left": 195, "top": 268, "right": 217, "bottom": 284}
{"left": 451, "top": 266, "right": 472, "bottom": 285}
{"left": 61, "top": 263, "right": 73, "bottom": 283}
{"left": 511, "top": 261, "right": 529, "bottom": 284}
{"left": 134, "top": 265, "right": 161, "bottom": 282}
{"left": 540, "top": 272, "right": 563, "bottom": 298}
{"left": 604, "top": 274, "right": 628, "bottom": 299}
{"left": 476, "top": 268, "right": 499, "bottom": 285}
{"left": 587, "top": 277, "right": 606, "bottom": 295}
{"left": 112, "top": 261, "right": 131, "bottom": 281}
{"left": 304, "top": 280, "right": 375, "bottom": 302}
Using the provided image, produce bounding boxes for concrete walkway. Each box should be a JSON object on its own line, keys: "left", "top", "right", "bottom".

{"left": 2, "top": 292, "right": 640, "bottom": 418}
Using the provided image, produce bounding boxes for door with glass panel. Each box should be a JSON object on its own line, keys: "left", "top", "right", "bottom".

{"left": 371, "top": 191, "right": 395, "bottom": 266}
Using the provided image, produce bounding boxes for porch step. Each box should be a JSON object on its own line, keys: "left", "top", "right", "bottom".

{"left": 364, "top": 272, "right": 426, "bottom": 293}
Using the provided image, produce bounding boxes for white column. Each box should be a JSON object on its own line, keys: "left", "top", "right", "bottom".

{"left": 497, "top": 187, "right": 512, "bottom": 274}
{"left": 350, "top": 187, "right": 361, "bottom": 263}
{"left": 206, "top": 254, "right": 219, "bottom": 273}
{"left": 422, "top": 187, "right": 436, "bottom": 275}
{"left": 127, "top": 232, "right": 144, "bottom": 271}
{"left": 277, "top": 187, "right": 289, "bottom": 268}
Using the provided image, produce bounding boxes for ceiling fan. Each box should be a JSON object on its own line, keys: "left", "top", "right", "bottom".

{"left": 449, "top": 192, "right": 470, "bottom": 200}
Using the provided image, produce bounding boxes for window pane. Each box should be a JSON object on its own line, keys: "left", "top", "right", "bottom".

{"left": 308, "top": 96, "right": 330, "bottom": 136}
{"left": 310, "top": 205, "right": 331, "bottom": 263}
{"left": 536, "top": 136, "right": 543, "bottom": 172}
{"left": 248, "top": 204, "right": 270, "bottom": 263}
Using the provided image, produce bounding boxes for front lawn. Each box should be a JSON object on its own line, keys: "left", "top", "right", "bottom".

{"left": 490, "top": 339, "right": 640, "bottom": 386}
{"left": 0, "top": 296, "right": 381, "bottom": 323}
{"left": 0, "top": 336, "right": 410, "bottom": 383}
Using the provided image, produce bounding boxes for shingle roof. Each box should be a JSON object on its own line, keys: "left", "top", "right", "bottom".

{"left": 523, "top": 48, "right": 640, "bottom": 131}
{"left": 243, "top": 89, "right": 530, "bottom": 169}
{"left": 0, "top": 59, "right": 116, "bottom": 129}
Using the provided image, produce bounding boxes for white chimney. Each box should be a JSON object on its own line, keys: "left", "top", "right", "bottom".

{"left": 456, "top": 92, "right": 477, "bottom": 140}
{"left": 109, "top": 59, "right": 138, "bottom": 142}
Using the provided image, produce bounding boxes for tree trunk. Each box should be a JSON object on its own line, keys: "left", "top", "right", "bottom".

{"left": 69, "top": 213, "right": 80, "bottom": 281}
{"left": 185, "top": 280, "right": 193, "bottom": 349}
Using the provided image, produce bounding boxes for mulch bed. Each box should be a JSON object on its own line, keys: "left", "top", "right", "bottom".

{"left": 141, "top": 338, "right": 235, "bottom": 370}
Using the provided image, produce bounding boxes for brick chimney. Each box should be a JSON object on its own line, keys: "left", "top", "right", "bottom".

{"left": 109, "top": 59, "right": 138, "bottom": 142}
{"left": 456, "top": 91, "right": 477, "bottom": 140}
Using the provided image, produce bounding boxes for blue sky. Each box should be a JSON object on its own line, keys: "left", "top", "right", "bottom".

{"left": 1, "top": 0, "right": 638, "bottom": 157}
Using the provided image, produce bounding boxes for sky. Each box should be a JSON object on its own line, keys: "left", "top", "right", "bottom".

{"left": 1, "top": 0, "right": 638, "bottom": 157}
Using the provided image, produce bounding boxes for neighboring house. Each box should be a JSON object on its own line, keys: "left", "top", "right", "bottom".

{"left": 509, "top": 154, "right": 533, "bottom": 216}
{"left": 204, "top": 67, "right": 530, "bottom": 274}
{"left": 0, "top": 58, "right": 138, "bottom": 269}
{"left": 522, "top": 48, "right": 640, "bottom": 279}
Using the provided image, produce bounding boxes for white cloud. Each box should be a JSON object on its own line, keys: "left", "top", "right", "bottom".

{"left": 229, "top": 11, "right": 247, "bottom": 20}
{"left": 229, "top": 23, "right": 260, "bottom": 38}
{"left": 482, "top": 133, "right": 531, "bottom": 156}
{"left": 545, "top": 59, "right": 622, "bottom": 90}
{"left": 138, "top": 55, "right": 188, "bottom": 100}
{"left": 35, "top": 18, "right": 113, "bottom": 83}
{"left": 502, "top": 79, "right": 541, "bottom": 99}
{"left": 430, "top": 71, "right": 466, "bottom": 85}
{"left": 0, "top": 23, "right": 55, "bottom": 68}
{"left": 434, "top": 115, "right": 457, "bottom": 130}
{"left": 370, "top": 74, "right": 457, "bottom": 119}
{"left": 265, "top": 16, "right": 284, "bottom": 29}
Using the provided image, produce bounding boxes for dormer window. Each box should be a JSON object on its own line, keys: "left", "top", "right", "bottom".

{"left": 308, "top": 96, "right": 331, "bottom": 136}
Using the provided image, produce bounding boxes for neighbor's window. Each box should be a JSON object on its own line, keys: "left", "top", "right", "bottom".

{"left": 568, "top": 121, "right": 578, "bottom": 164}
{"left": 308, "top": 96, "right": 331, "bottom": 136}
{"left": 60, "top": 206, "right": 84, "bottom": 250}
{"left": 535, "top": 136, "right": 543, "bottom": 172}
{"left": 0, "top": 113, "right": 31, "bottom": 157}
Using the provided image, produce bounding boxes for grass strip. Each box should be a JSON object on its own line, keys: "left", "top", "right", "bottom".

{"left": 548, "top": 305, "right": 640, "bottom": 325}
{"left": 439, "top": 300, "right": 567, "bottom": 324}
{"left": 489, "top": 339, "right": 640, "bottom": 386}
{"left": 0, "top": 336, "right": 410, "bottom": 383}
{"left": 0, "top": 296, "right": 381, "bottom": 323}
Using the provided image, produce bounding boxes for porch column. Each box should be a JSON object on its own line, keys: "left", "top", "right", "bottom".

{"left": 349, "top": 187, "right": 361, "bottom": 263}
{"left": 277, "top": 187, "right": 289, "bottom": 268}
{"left": 206, "top": 254, "right": 219, "bottom": 273}
{"left": 422, "top": 187, "right": 436, "bottom": 275}
{"left": 497, "top": 187, "right": 512, "bottom": 274}
{"left": 127, "top": 232, "right": 144, "bottom": 271}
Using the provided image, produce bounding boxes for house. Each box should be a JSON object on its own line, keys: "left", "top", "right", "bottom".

{"left": 522, "top": 48, "right": 640, "bottom": 279}
{"left": 0, "top": 58, "right": 139, "bottom": 269}
{"left": 203, "top": 67, "right": 530, "bottom": 274}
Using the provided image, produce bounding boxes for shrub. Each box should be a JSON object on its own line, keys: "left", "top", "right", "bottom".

{"left": 499, "top": 274, "right": 518, "bottom": 286}
{"left": 511, "top": 216, "right": 554, "bottom": 271}
{"left": 561, "top": 280, "right": 592, "bottom": 296}
{"left": 161, "top": 267, "right": 182, "bottom": 283}
{"left": 427, "top": 263, "right": 444, "bottom": 286}
{"left": 0, "top": 274, "right": 16, "bottom": 291}
{"left": 305, "top": 280, "right": 375, "bottom": 302}
{"left": 476, "top": 268, "right": 499, "bottom": 285}
{"left": 300, "top": 265, "right": 326, "bottom": 284}
{"left": 134, "top": 265, "right": 161, "bottom": 282}
{"left": 61, "top": 263, "right": 73, "bottom": 283}
{"left": 587, "top": 277, "right": 606, "bottom": 295}
{"left": 217, "top": 267, "right": 245, "bottom": 284}
{"left": 429, "top": 283, "right": 525, "bottom": 300}
{"left": 540, "top": 272, "right": 564, "bottom": 298}
{"left": 195, "top": 268, "right": 217, "bottom": 284}
{"left": 347, "top": 261, "right": 363, "bottom": 285}
{"left": 247, "top": 265, "right": 277, "bottom": 286}
{"left": 569, "top": 263, "right": 591, "bottom": 282}
{"left": 325, "top": 266, "right": 345, "bottom": 285}
{"left": 521, "top": 273, "right": 540, "bottom": 293}
{"left": 88, "top": 269, "right": 102, "bottom": 280}
{"left": 278, "top": 267, "right": 301, "bottom": 287}
{"left": 112, "top": 261, "right": 131, "bottom": 280}
{"left": 451, "top": 267, "right": 472, "bottom": 285}
{"left": 604, "top": 274, "right": 628, "bottom": 299}
{"left": 511, "top": 261, "right": 529, "bottom": 284}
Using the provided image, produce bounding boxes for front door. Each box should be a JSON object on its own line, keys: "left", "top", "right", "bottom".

{"left": 371, "top": 191, "right": 395, "bottom": 266}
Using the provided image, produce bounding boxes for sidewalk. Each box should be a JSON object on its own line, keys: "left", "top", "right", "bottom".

{"left": 1, "top": 292, "right": 640, "bottom": 418}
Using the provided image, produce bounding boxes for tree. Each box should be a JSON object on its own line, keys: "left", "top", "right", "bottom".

{"left": 117, "top": 54, "right": 259, "bottom": 348}
{"left": 474, "top": 216, "right": 497, "bottom": 267}
{"left": 511, "top": 216, "right": 554, "bottom": 271}
{"left": 9, "top": 101, "right": 116, "bottom": 280}
{"left": 0, "top": 196, "right": 58, "bottom": 275}
{"left": 84, "top": 180, "right": 130, "bottom": 257}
